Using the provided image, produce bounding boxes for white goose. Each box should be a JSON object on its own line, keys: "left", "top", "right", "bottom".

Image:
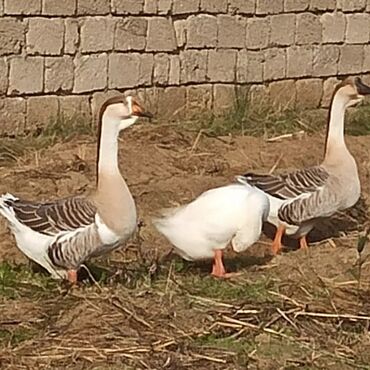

{"left": 237, "top": 77, "right": 370, "bottom": 254}
{"left": 0, "top": 96, "right": 152, "bottom": 283}
{"left": 153, "top": 183, "right": 269, "bottom": 278}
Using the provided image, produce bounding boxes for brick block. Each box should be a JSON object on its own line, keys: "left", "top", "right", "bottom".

{"left": 158, "top": 0, "right": 171, "bottom": 14}
{"left": 187, "top": 15, "right": 217, "bottom": 48}
{"left": 296, "top": 79, "right": 322, "bottom": 109}
{"left": 287, "top": 46, "right": 313, "bottom": 78}
{"left": 157, "top": 87, "right": 186, "bottom": 118}
{"left": 91, "top": 90, "right": 122, "bottom": 121}
{"left": 207, "top": 49, "right": 236, "bottom": 82}
{"left": 0, "top": 19, "right": 25, "bottom": 56}
{"left": 237, "top": 50, "right": 264, "bottom": 83}
{"left": 154, "top": 53, "right": 169, "bottom": 85}
{"left": 339, "top": 0, "right": 366, "bottom": 11}
{"left": 264, "top": 48, "right": 286, "bottom": 81}
{"left": 144, "top": 0, "right": 157, "bottom": 13}
{"left": 109, "top": 53, "right": 153, "bottom": 88}
{"left": 112, "top": 0, "right": 144, "bottom": 14}
{"left": 147, "top": 17, "right": 176, "bottom": 51}
{"left": 4, "top": 0, "right": 41, "bottom": 14}
{"left": 213, "top": 84, "right": 235, "bottom": 114}
{"left": 249, "top": 84, "right": 268, "bottom": 104}
{"left": 0, "top": 0, "right": 3, "bottom": 15}
{"left": 321, "top": 12, "right": 345, "bottom": 43}
{"left": 115, "top": 17, "right": 147, "bottom": 51}
{"left": 59, "top": 95, "right": 91, "bottom": 120}
{"left": 174, "top": 20, "right": 186, "bottom": 48}
{"left": 309, "top": 0, "right": 335, "bottom": 10}
{"left": 0, "top": 58, "right": 7, "bottom": 94}
{"left": 81, "top": 17, "right": 115, "bottom": 52}
{"left": 27, "top": 18, "right": 64, "bottom": 55}
{"left": 269, "top": 80, "right": 296, "bottom": 108}
{"left": 27, "top": 96, "right": 59, "bottom": 128}
{"left": 296, "top": 13, "right": 322, "bottom": 45}
{"left": 0, "top": 97, "right": 26, "bottom": 135}
{"left": 321, "top": 77, "right": 339, "bottom": 107}
{"left": 256, "top": 0, "right": 283, "bottom": 14}
{"left": 180, "top": 50, "right": 207, "bottom": 83}
{"left": 313, "top": 45, "right": 339, "bottom": 76}
{"left": 45, "top": 57, "right": 73, "bottom": 93}
{"left": 284, "top": 0, "right": 309, "bottom": 11}
{"left": 187, "top": 85, "right": 212, "bottom": 116}
{"left": 346, "top": 14, "right": 370, "bottom": 44}
{"left": 77, "top": 0, "right": 110, "bottom": 15}
{"left": 65, "top": 19, "right": 78, "bottom": 54}
{"left": 200, "top": 0, "right": 227, "bottom": 13}
{"left": 172, "top": 0, "right": 199, "bottom": 14}
{"left": 246, "top": 18, "right": 269, "bottom": 50}
{"left": 270, "top": 14, "right": 295, "bottom": 46}
{"left": 217, "top": 15, "right": 246, "bottom": 48}
{"left": 42, "top": 0, "right": 76, "bottom": 15}
{"left": 169, "top": 56, "right": 180, "bottom": 85}
{"left": 339, "top": 45, "right": 363, "bottom": 74}
{"left": 363, "top": 45, "right": 370, "bottom": 72}
{"left": 9, "top": 57, "right": 43, "bottom": 95}
{"left": 74, "top": 54, "right": 107, "bottom": 93}
{"left": 228, "top": 0, "right": 255, "bottom": 14}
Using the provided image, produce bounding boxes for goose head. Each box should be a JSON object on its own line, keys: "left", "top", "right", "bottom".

{"left": 334, "top": 77, "right": 370, "bottom": 108}
{"left": 99, "top": 95, "right": 153, "bottom": 132}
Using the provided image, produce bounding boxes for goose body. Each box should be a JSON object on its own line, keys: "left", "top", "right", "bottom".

{"left": 0, "top": 96, "right": 152, "bottom": 282}
{"left": 238, "top": 77, "right": 370, "bottom": 254}
{"left": 154, "top": 183, "right": 269, "bottom": 277}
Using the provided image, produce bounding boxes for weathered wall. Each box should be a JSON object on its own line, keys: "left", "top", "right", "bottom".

{"left": 1, "top": 0, "right": 370, "bottom": 134}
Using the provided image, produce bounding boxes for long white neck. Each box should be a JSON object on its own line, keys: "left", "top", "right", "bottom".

{"left": 324, "top": 93, "right": 348, "bottom": 162}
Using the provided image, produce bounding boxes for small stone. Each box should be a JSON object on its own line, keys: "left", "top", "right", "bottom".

{"left": 187, "top": 15, "right": 217, "bottom": 48}
{"left": 207, "top": 49, "right": 237, "bottom": 82}
{"left": 115, "top": 17, "right": 147, "bottom": 51}
{"left": 154, "top": 53, "right": 169, "bottom": 85}
{"left": 287, "top": 46, "right": 313, "bottom": 78}
{"left": 172, "top": 0, "right": 199, "bottom": 14}
{"left": 270, "top": 14, "right": 295, "bottom": 46}
{"left": 42, "top": 0, "right": 76, "bottom": 15}
{"left": 174, "top": 20, "right": 187, "bottom": 48}
{"left": 256, "top": 0, "right": 283, "bottom": 14}
{"left": 284, "top": 0, "right": 309, "bottom": 11}
{"left": 0, "top": 58, "right": 8, "bottom": 94}
{"left": 45, "top": 57, "right": 73, "bottom": 92}
{"left": 146, "top": 17, "right": 176, "bottom": 52}
{"left": 321, "top": 13, "right": 345, "bottom": 43}
{"left": 77, "top": 0, "right": 110, "bottom": 14}
{"left": 27, "top": 96, "right": 59, "bottom": 128}
{"left": 346, "top": 14, "right": 370, "bottom": 44}
{"left": 112, "top": 0, "right": 144, "bottom": 14}
{"left": 246, "top": 18, "right": 269, "bottom": 50}
{"left": 73, "top": 54, "right": 107, "bottom": 93}
{"left": 180, "top": 50, "right": 207, "bottom": 83}
{"left": 200, "top": 0, "right": 227, "bottom": 13}
{"left": 339, "top": 45, "right": 363, "bottom": 74}
{"left": 65, "top": 19, "right": 79, "bottom": 54}
{"left": 264, "top": 48, "right": 286, "bottom": 81}
{"left": 217, "top": 15, "right": 245, "bottom": 48}
{"left": 81, "top": 17, "right": 115, "bottom": 52}
{"left": 27, "top": 18, "right": 64, "bottom": 55}
{"left": 296, "top": 13, "right": 322, "bottom": 45}
{"left": 169, "top": 55, "right": 180, "bottom": 85}
{"left": 4, "top": 0, "right": 41, "bottom": 14}
{"left": 269, "top": 80, "right": 296, "bottom": 108}
{"left": 296, "top": 79, "right": 322, "bottom": 109}
{"left": 0, "top": 97, "right": 26, "bottom": 135}
{"left": 0, "top": 19, "right": 25, "bottom": 56}
{"left": 313, "top": 45, "right": 340, "bottom": 76}
{"left": 9, "top": 57, "right": 43, "bottom": 95}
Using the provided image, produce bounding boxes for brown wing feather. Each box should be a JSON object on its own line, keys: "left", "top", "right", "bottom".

{"left": 242, "top": 166, "right": 329, "bottom": 200}
{"left": 5, "top": 196, "right": 96, "bottom": 236}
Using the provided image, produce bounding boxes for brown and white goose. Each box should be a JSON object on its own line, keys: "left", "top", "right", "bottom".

{"left": 237, "top": 77, "right": 370, "bottom": 254}
{"left": 0, "top": 96, "right": 152, "bottom": 282}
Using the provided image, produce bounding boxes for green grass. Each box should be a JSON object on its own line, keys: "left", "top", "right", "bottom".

{"left": 346, "top": 104, "right": 370, "bottom": 136}
{"left": 0, "top": 326, "right": 38, "bottom": 346}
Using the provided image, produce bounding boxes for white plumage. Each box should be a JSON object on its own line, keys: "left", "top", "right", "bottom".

{"left": 153, "top": 182, "right": 269, "bottom": 277}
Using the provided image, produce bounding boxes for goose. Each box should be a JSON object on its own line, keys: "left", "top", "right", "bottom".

{"left": 153, "top": 182, "right": 270, "bottom": 278}
{"left": 0, "top": 96, "right": 152, "bottom": 283}
{"left": 237, "top": 77, "right": 370, "bottom": 255}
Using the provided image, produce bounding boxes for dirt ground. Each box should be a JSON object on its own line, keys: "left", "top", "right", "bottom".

{"left": 1, "top": 124, "right": 370, "bottom": 369}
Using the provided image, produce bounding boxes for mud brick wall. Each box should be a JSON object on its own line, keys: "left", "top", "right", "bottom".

{"left": 1, "top": 0, "right": 370, "bottom": 135}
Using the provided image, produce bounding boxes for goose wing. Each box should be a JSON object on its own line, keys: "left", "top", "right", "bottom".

{"left": 5, "top": 196, "right": 97, "bottom": 236}
{"left": 240, "top": 166, "right": 329, "bottom": 200}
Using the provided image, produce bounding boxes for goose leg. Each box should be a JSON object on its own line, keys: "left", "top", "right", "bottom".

{"left": 299, "top": 236, "right": 308, "bottom": 250}
{"left": 271, "top": 225, "right": 285, "bottom": 255}
{"left": 211, "top": 250, "right": 242, "bottom": 278}
{"left": 67, "top": 269, "right": 78, "bottom": 284}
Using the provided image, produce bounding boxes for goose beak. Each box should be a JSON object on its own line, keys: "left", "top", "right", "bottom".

{"left": 135, "top": 110, "right": 154, "bottom": 119}
{"left": 355, "top": 77, "right": 370, "bottom": 95}
{"left": 131, "top": 99, "right": 154, "bottom": 119}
